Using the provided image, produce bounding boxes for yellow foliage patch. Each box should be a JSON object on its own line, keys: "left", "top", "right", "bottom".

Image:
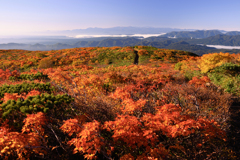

{"left": 198, "top": 52, "right": 234, "bottom": 73}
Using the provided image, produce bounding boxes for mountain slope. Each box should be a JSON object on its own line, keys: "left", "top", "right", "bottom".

{"left": 160, "top": 30, "right": 223, "bottom": 38}
{"left": 189, "top": 34, "right": 240, "bottom": 46}
{"left": 225, "top": 31, "right": 240, "bottom": 36}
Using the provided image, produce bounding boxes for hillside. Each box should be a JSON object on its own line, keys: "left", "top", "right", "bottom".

{"left": 0, "top": 46, "right": 240, "bottom": 159}
{"left": 188, "top": 34, "right": 240, "bottom": 46}
{"left": 225, "top": 31, "right": 240, "bottom": 36}
{"left": 160, "top": 30, "right": 223, "bottom": 38}
{"left": 0, "top": 46, "right": 197, "bottom": 71}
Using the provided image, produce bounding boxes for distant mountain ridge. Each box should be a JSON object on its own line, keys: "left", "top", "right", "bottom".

{"left": 44, "top": 26, "right": 193, "bottom": 36}
{"left": 2, "top": 37, "right": 240, "bottom": 56}
{"left": 2, "top": 29, "right": 240, "bottom": 55}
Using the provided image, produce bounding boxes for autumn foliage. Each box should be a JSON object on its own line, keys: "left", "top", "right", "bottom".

{"left": 0, "top": 47, "right": 239, "bottom": 159}
{"left": 198, "top": 52, "right": 235, "bottom": 73}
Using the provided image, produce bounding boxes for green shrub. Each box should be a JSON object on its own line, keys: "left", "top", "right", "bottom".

{"left": 36, "top": 52, "right": 47, "bottom": 58}
{"left": 0, "top": 82, "right": 54, "bottom": 98}
{"left": 72, "top": 59, "right": 86, "bottom": 66}
{"left": 211, "top": 63, "right": 240, "bottom": 76}
{"left": 38, "top": 58, "right": 54, "bottom": 69}
{"left": 9, "top": 72, "right": 49, "bottom": 81}
{"left": 208, "top": 63, "right": 240, "bottom": 95}
{"left": 1, "top": 93, "right": 74, "bottom": 118}
{"left": 174, "top": 62, "right": 183, "bottom": 70}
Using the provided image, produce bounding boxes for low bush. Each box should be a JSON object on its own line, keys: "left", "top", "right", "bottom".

{"left": 38, "top": 58, "right": 54, "bottom": 69}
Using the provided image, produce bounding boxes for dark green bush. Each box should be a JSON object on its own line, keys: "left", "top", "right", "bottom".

{"left": 1, "top": 93, "right": 74, "bottom": 118}
{"left": 9, "top": 72, "right": 49, "bottom": 81}
{"left": 208, "top": 63, "right": 240, "bottom": 95}
{"left": 211, "top": 63, "right": 240, "bottom": 75}
{"left": 0, "top": 82, "right": 54, "bottom": 98}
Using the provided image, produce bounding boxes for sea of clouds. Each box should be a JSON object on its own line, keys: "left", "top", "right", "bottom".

{"left": 72, "top": 33, "right": 166, "bottom": 39}
{"left": 206, "top": 45, "right": 240, "bottom": 49}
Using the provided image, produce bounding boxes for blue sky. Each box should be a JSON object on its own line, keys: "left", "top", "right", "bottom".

{"left": 0, "top": 0, "right": 240, "bottom": 35}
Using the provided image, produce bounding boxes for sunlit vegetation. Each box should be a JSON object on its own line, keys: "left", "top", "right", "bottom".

{"left": 0, "top": 46, "right": 239, "bottom": 159}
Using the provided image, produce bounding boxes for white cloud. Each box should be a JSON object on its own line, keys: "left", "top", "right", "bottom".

{"left": 206, "top": 45, "right": 240, "bottom": 49}
{"left": 72, "top": 33, "right": 166, "bottom": 39}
